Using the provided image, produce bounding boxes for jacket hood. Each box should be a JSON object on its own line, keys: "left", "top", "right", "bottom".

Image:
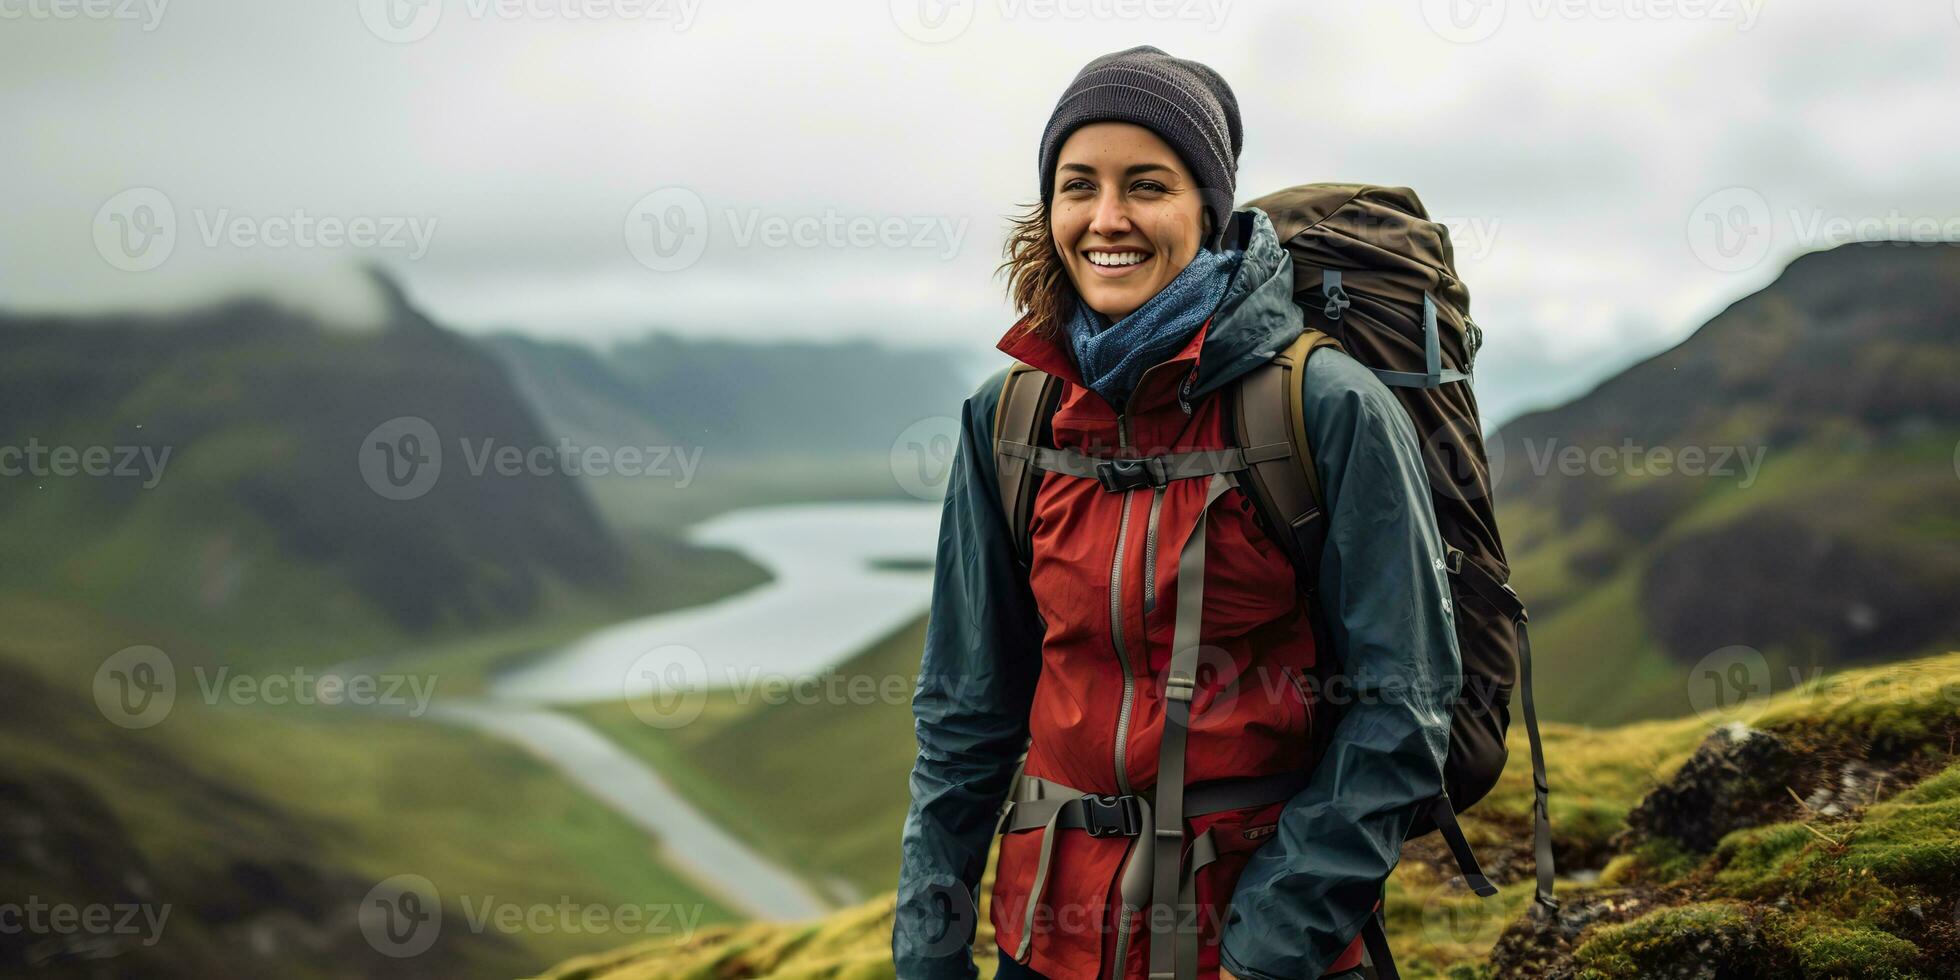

{"left": 1185, "top": 205, "right": 1306, "bottom": 400}
{"left": 995, "top": 205, "right": 1304, "bottom": 402}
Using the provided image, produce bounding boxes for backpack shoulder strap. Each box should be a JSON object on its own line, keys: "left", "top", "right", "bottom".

{"left": 992, "top": 362, "right": 1063, "bottom": 565}
{"left": 1232, "top": 328, "right": 1343, "bottom": 593}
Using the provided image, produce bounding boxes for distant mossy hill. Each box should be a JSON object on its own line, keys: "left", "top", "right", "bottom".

{"left": 541, "top": 650, "right": 1960, "bottom": 980}
{"left": 1492, "top": 242, "right": 1960, "bottom": 724}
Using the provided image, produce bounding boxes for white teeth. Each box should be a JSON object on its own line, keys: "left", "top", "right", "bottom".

{"left": 1087, "top": 251, "right": 1147, "bottom": 267}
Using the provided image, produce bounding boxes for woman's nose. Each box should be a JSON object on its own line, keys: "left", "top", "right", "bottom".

{"left": 1087, "top": 190, "right": 1132, "bottom": 238}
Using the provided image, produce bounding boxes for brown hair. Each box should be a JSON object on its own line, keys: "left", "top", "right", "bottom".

{"left": 996, "top": 198, "right": 1075, "bottom": 343}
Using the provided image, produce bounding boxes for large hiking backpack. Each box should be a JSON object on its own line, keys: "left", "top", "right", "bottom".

{"left": 991, "top": 184, "right": 1554, "bottom": 979}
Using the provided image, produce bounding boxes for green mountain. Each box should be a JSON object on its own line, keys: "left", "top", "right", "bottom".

{"left": 0, "top": 274, "right": 640, "bottom": 667}
{"left": 0, "top": 276, "right": 772, "bottom": 977}
{"left": 1493, "top": 242, "right": 1960, "bottom": 724}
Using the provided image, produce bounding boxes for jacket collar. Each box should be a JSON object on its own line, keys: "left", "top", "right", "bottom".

{"left": 995, "top": 206, "right": 1304, "bottom": 406}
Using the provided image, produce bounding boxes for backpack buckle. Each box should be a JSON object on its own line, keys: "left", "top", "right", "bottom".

{"left": 1095, "top": 457, "right": 1167, "bottom": 492}
{"left": 1079, "top": 794, "right": 1143, "bottom": 838}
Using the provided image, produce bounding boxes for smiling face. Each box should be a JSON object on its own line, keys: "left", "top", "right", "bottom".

{"left": 1049, "top": 121, "right": 1210, "bottom": 321}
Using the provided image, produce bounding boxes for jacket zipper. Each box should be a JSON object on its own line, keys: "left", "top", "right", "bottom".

{"left": 1108, "top": 409, "right": 1139, "bottom": 977}
{"left": 1108, "top": 359, "right": 1190, "bottom": 976}
{"left": 1109, "top": 409, "right": 1136, "bottom": 798}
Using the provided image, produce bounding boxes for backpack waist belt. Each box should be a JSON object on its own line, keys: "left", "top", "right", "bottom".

{"left": 994, "top": 769, "right": 1314, "bottom": 975}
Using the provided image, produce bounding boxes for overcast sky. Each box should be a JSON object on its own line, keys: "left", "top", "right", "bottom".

{"left": 4, "top": 0, "right": 1956, "bottom": 423}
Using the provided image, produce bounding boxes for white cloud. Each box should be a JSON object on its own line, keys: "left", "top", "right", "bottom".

{"left": 2, "top": 0, "right": 1955, "bottom": 423}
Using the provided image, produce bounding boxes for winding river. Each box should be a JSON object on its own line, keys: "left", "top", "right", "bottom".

{"left": 436, "top": 499, "right": 942, "bottom": 921}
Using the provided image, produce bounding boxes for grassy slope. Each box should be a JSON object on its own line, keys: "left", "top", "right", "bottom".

{"left": 1502, "top": 430, "right": 1959, "bottom": 725}
{"left": 0, "top": 590, "right": 748, "bottom": 978}
{"left": 536, "top": 651, "right": 1960, "bottom": 980}
{"left": 0, "top": 513, "right": 772, "bottom": 977}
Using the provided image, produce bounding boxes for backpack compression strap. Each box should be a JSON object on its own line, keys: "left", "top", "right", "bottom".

{"left": 992, "top": 364, "right": 1063, "bottom": 565}
{"left": 1230, "top": 328, "right": 1343, "bottom": 594}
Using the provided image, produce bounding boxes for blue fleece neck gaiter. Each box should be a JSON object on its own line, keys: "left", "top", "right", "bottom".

{"left": 1065, "top": 244, "right": 1242, "bottom": 410}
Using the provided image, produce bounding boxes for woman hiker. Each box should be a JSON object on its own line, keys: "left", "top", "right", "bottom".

{"left": 893, "top": 46, "right": 1461, "bottom": 980}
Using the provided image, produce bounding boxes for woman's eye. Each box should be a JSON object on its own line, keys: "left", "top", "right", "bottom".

{"left": 1131, "top": 180, "right": 1167, "bottom": 195}
{"left": 1061, "top": 178, "right": 1094, "bottom": 193}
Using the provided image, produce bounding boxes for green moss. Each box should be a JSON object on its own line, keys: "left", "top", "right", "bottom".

{"left": 1571, "top": 902, "right": 1765, "bottom": 976}
{"left": 1601, "top": 837, "right": 1702, "bottom": 887}
{"left": 1768, "top": 914, "right": 1920, "bottom": 979}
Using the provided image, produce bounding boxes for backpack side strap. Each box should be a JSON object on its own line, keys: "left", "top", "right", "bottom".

{"left": 992, "top": 364, "right": 1064, "bottom": 566}
{"left": 1231, "top": 328, "right": 1343, "bottom": 594}
{"left": 1449, "top": 552, "right": 1558, "bottom": 914}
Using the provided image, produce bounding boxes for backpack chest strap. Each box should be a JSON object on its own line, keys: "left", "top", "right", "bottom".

{"left": 997, "top": 440, "right": 1291, "bottom": 492}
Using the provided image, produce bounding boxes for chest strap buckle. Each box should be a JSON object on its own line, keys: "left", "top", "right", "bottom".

{"left": 1081, "top": 793, "right": 1143, "bottom": 837}
{"left": 1095, "top": 456, "right": 1169, "bottom": 492}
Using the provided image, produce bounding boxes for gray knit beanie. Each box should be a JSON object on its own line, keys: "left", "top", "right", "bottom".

{"left": 1037, "top": 45, "right": 1243, "bottom": 249}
